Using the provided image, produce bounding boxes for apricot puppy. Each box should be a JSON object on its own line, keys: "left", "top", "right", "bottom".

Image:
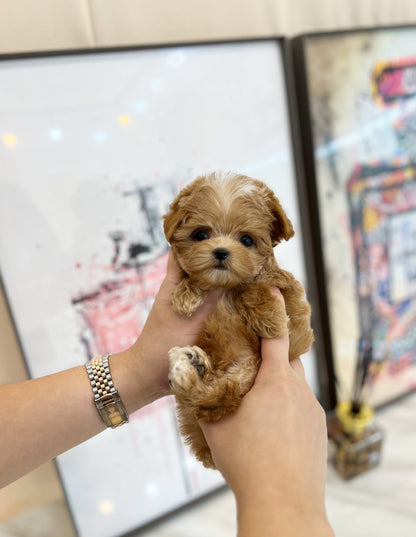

{"left": 164, "top": 172, "right": 314, "bottom": 468}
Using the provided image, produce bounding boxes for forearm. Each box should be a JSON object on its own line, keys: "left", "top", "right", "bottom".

{"left": 236, "top": 495, "right": 335, "bottom": 537}
{"left": 0, "top": 348, "right": 154, "bottom": 488}
{"left": 0, "top": 252, "right": 221, "bottom": 488}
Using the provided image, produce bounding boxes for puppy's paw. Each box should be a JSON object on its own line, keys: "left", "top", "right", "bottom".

{"left": 257, "top": 307, "right": 289, "bottom": 338}
{"left": 246, "top": 298, "right": 289, "bottom": 339}
{"left": 168, "top": 346, "right": 211, "bottom": 395}
{"left": 172, "top": 283, "right": 207, "bottom": 317}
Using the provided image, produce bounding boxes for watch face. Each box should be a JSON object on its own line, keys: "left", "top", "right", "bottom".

{"left": 105, "top": 401, "right": 127, "bottom": 427}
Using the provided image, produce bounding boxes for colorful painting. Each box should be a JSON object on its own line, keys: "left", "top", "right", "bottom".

{"left": 0, "top": 40, "right": 314, "bottom": 537}
{"left": 295, "top": 26, "right": 416, "bottom": 407}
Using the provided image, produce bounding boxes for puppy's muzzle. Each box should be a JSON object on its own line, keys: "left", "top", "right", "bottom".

{"left": 213, "top": 248, "right": 229, "bottom": 262}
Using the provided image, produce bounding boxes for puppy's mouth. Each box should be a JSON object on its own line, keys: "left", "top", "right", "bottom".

{"left": 214, "top": 261, "right": 228, "bottom": 271}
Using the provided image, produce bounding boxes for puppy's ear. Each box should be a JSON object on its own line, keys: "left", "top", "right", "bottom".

{"left": 163, "top": 201, "right": 182, "bottom": 244}
{"left": 269, "top": 194, "right": 294, "bottom": 245}
{"left": 163, "top": 183, "right": 194, "bottom": 243}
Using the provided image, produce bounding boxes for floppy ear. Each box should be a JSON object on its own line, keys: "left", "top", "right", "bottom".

{"left": 163, "top": 200, "right": 182, "bottom": 244}
{"left": 269, "top": 194, "right": 295, "bottom": 246}
{"left": 163, "top": 182, "right": 195, "bottom": 243}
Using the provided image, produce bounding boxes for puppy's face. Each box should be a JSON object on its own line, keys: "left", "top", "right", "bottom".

{"left": 164, "top": 173, "right": 294, "bottom": 289}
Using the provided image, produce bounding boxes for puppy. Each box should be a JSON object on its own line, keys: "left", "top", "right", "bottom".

{"left": 163, "top": 172, "right": 314, "bottom": 468}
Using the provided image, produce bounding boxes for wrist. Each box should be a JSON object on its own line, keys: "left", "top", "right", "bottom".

{"left": 109, "top": 347, "right": 166, "bottom": 415}
{"left": 236, "top": 488, "right": 334, "bottom": 537}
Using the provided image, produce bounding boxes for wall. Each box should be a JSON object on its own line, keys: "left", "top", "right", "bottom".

{"left": 1, "top": 0, "right": 416, "bottom": 54}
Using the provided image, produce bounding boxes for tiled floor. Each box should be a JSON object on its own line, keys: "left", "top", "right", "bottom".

{"left": 1, "top": 393, "right": 415, "bottom": 537}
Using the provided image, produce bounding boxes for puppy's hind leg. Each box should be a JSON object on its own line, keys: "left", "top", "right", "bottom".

{"left": 177, "top": 406, "right": 215, "bottom": 468}
{"left": 278, "top": 274, "right": 314, "bottom": 359}
{"left": 169, "top": 347, "right": 217, "bottom": 468}
{"left": 169, "top": 345, "right": 259, "bottom": 468}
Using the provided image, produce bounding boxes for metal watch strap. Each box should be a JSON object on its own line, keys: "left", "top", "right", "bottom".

{"left": 86, "top": 353, "right": 129, "bottom": 428}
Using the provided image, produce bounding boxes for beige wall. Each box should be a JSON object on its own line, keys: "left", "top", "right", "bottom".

{"left": 0, "top": 0, "right": 416, "bottom": 54}
{"left": 1, "top": 0, "right": 416, "bottom": 522}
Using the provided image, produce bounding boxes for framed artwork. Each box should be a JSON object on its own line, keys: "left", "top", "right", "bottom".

{"left": 293, "top": 25, "right": 416, "bottom": 409}
{"left": 0, "top": 38, "right": 329, "bottom": 536}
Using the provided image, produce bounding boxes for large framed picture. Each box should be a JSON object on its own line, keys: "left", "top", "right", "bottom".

{"left": 0, "top": 38, "right": 330, "bottom": 536}
{"left": 293, "top": 26, "right": 416, "bottom": 409}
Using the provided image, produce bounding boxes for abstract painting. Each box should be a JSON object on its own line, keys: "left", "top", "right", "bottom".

{"left": 294, "top": 26, "right": 416, "bottom": 408}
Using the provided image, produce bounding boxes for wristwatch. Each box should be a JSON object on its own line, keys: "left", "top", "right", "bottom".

{"left": 85, "top": 353, "right": 129, "bottom": 428}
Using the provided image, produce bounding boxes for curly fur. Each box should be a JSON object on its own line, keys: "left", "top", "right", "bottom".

{"left": 164, "top": 172, "right": 314, "bottom": 468}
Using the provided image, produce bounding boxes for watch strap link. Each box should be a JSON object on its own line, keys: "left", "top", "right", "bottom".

{"left": 86, "top": 353, "right": 129, "bottom": 428}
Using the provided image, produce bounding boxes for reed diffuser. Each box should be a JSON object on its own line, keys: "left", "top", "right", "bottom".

{"left": 327, "top": 339, "right": 384, "bottom": 479}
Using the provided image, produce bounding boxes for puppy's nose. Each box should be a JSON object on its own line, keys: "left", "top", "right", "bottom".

{"left": 214, "top": 248, "right": 229, "bottom": 261}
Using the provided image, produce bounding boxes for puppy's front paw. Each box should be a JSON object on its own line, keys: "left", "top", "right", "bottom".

{"left": 168, "top": 346, "right": 211, "bottom": 397}
{"left": 172, "top": 285, "right": 207, "bottom": 317}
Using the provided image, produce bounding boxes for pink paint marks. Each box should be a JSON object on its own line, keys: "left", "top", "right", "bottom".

{"left": 72, "top": 251, "right": 168, "bottom": 356}
{"left": 388, "top": 352, "right": 413, "bottom": 376}
{"left": 387, "top": 307, "right": 416, "bottom": 340}
{"left": 407, "top": 379, "right": 416, "bottom": 391}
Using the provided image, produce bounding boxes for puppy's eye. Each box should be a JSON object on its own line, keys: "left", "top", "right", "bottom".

{"left": 193, "top": 230, "right": 209, "bottom": 241}
{"left": 240, "top": 235, "right": 254, "bottom": 247}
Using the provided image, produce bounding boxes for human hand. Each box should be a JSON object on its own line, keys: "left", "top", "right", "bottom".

{"left": 199, "top": 289, "right": 333, "bottom": 536}
{"left": 127, "top": 251, "right": 223, "bottom": 403}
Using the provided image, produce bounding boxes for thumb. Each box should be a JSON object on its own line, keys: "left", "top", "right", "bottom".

{"left": 256, "top": 287, "right": 290, "bottom": 382}
{"left": 257, "top": 330, "right": 290, "bottom": 383}
{"left": 165, "top": 249, "right": 182, "bottom": 287}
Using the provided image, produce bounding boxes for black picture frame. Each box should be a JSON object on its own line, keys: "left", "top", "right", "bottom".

{"left": 292, "top": 25, "right": 416, "bottom": 410}
{"left": 0, "top": 36, "right": 335, "bottom": 536}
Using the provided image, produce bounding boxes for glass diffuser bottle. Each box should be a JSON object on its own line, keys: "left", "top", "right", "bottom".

{"left": 327, "top": 401, "right": 384, "bottom": 480}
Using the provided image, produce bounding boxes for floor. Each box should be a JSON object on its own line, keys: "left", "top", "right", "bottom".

{"left": 1, "top": 392, "right": 415, "bottom": 537}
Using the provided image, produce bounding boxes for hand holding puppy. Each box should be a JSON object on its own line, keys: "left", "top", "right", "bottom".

{"left": 164, "top": 172, "right": 314, "bottom": 467}
{"left": 200, "top": 290, "right": 334, "bottom": 537}
{"left": 127, "top": 251, "right": 223, "bottom": 404}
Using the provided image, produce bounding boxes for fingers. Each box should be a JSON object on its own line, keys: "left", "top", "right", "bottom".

{"left": 269, "top": 286, "right": 285, "bottom": 304}
{"left": 204, "top": 287, "right": 225, "bottom": 306}
{"left": 257, "top": 286, "right": 289, "bottom": 373}
{"left": 257, "top": 329, "right": 290, "bottom": 385}
{"left": 257, "top": 287, "right": 308, "bottom": 382}
{"left": 261, "top": 330, "right": 289, "bottom": 356}
{"left": 165, "top": 249, "right": 181, "bottom": 286}
{"left": 268, "top": 288, "right": 306, "bottom": 378}
{"left": 154, "top": 251, "right": 179, "bottom": 305}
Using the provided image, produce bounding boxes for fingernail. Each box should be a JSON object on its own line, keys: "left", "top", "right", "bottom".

{"left": 270, "top": 287, "right": 282, "bottom": 297}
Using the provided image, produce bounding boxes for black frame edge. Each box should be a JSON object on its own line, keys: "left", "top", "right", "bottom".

{"left": 290, "top": 35, "right": 338, "bottom": 410}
